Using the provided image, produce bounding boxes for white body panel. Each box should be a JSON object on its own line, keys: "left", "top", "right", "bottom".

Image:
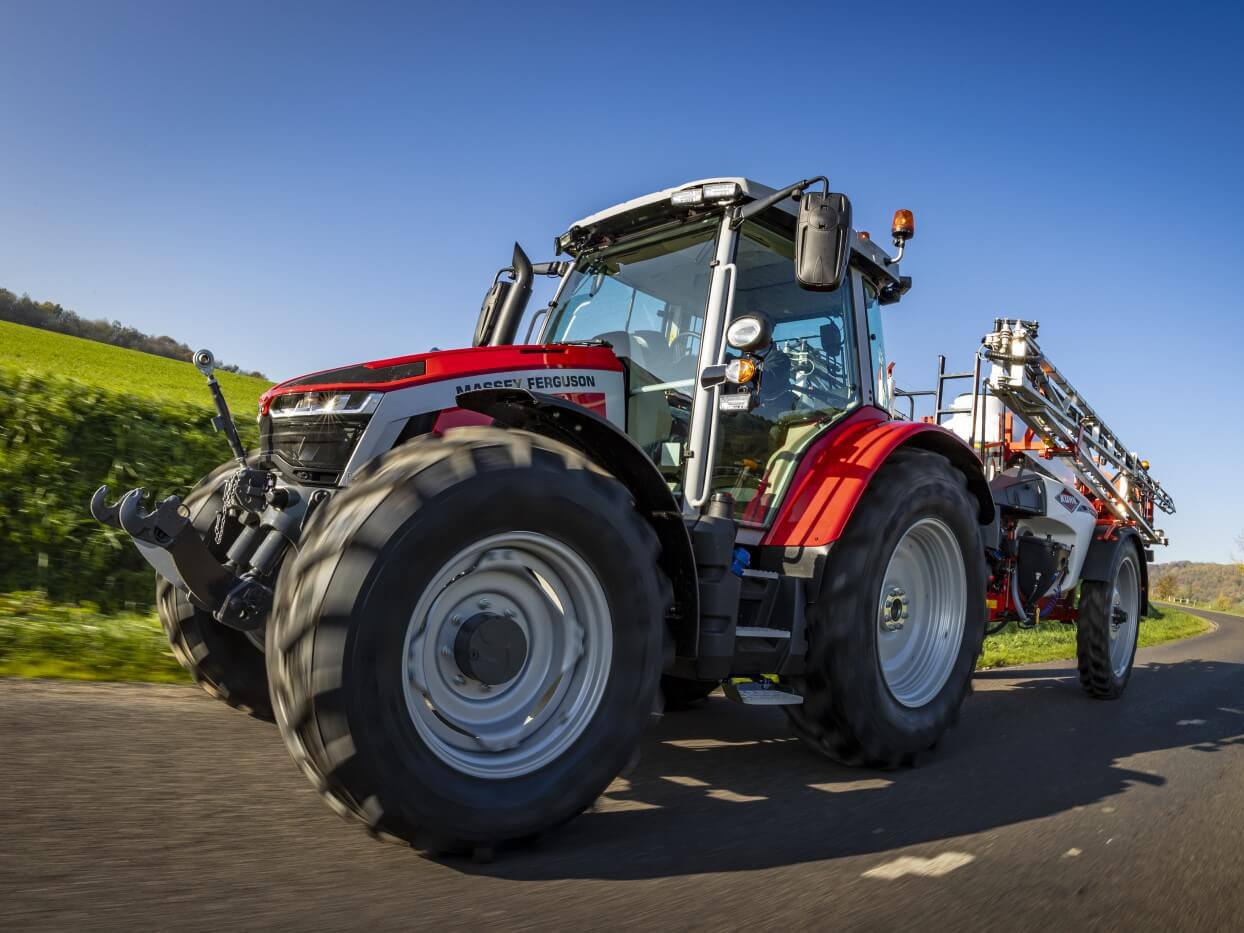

{"left": 1015, "top": 475, "right": 1098, "bottom": 595}
{"left": 339, "top": 368, "right": 626, "bottom": 485}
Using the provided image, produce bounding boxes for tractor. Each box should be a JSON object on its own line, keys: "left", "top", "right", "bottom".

{"left": 92, "top": 176, "right": 1173, "bottom": 854}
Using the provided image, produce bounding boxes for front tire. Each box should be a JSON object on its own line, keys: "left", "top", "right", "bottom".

{"left": 1076, "top": 541, "right": 1142, "bottom": 699}
{"left": 786, "top": 449, "right": 986, "bottom": 768}
{"left": 156, "top": 460, "right": 273, "bottom": 720}
{"left": 267, "top": 427, "right": 669, "bottom": 852}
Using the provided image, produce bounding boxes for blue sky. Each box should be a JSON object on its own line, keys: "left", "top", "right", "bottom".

{"left": 2, "top": 0, "right": 1241, "bottom": 562}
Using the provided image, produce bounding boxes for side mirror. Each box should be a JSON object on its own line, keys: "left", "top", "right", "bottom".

{"left": 794, "top": 192, "right": 851, "bottom": 291}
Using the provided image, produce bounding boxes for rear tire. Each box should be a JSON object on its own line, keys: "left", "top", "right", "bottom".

{"left": 785, "top": 449, "right": 986, "bottom": 768}
{"left": 266, "top": 427, "right": 669, "bottom": 852}
{"left": 1077, "top": 541, "right": 1142, "bottom": 699}
{"left": 156, "top": 460, "right": 273, "bottom": 721}
{"left": 660, "top": 676, "right": 719, "bottom": 711}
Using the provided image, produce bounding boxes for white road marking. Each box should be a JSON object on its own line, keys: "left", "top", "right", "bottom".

{"left": 1177, "top": 719, "right": 1207, "bottom": 726}
{"left": 706, "top": 788, "right": 767, "bottom": 803}
{"left": 809, "top": 778, "right": 894, "bottom": 794}
{"left": 862, "top": 852, "right": 976, "bottom": 880}
{"left": 660, "top": 775, "right": 710, "bottom": 787}
{"left": 1064, "top": 848, "right": 1083, "bottom": 858}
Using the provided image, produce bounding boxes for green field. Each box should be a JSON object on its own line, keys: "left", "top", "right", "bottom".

{"left": 979, "top": 605, "right": 1210, "bottom": 669}
{"left": 0, "top": 320, "right": 271, "bottom": 411}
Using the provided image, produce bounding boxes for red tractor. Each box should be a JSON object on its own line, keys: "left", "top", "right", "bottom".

{"left": 92, "top": 177, "right": 1172, "bottom": 854}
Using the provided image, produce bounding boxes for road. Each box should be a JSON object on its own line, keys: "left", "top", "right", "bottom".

{"left": 2, "top": 606, "right": 1243, "bottom": 931}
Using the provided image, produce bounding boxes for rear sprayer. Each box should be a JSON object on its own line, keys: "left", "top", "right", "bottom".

{"left": 92, "top": 177, "right": 1174, "bottom": 852}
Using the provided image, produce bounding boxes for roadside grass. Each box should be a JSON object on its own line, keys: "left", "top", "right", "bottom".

{"left": 0, "top": 591, "right": 187, "bottom": 683}
{"left": 0, "top": 590, "right": 1215, "bottom": 685}
{"left": 979, "top": 605, "right": 1211, "bottom": 669}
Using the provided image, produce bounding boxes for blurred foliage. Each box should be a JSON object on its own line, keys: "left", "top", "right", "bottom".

{"left": 0, "top": 360, "right": 260, "bottom": 608}
{"left": 1, "top": 288, "right": 267, "bottom": 378}
{"left": 0, "top": 591, "right": 187, "bottom": 682}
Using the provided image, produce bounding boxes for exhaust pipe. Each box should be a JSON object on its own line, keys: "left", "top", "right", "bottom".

{"left": 484, "top": 243, "right": 533, "bottom": 346}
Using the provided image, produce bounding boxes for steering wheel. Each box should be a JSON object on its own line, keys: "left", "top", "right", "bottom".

{"left": 669, "top": 330, "right": 703, "bottom": 366}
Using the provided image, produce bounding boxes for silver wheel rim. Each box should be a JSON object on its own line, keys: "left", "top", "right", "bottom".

{"left": 877, "top": 517, "right": 967, "bottom": 708}
{"left": 1109, "top": 555, "right": 1140, "bottom": 678}
{"left": 401, "top": 531, "right": 612, "bottom": 780}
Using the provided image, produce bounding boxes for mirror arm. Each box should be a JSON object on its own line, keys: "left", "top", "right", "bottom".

{"left": 731, "top": 176, "right": 828, "bottom": 228}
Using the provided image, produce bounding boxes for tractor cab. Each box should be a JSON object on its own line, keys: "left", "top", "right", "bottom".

{"left": 533, "top": 177, "right": 912, "bottom": 525}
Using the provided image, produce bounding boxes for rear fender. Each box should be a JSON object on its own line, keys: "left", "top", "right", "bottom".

{"left": 1080, "top": 527, "right": 1149, "bottom": 615}
{"left": 457, "top": 388, "right": 698, "bottom": 657}
{"left": 761, "top": 408, "right": 994, "bottom": 551}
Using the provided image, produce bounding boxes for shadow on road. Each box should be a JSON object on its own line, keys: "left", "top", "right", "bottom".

{"left": 454, "top": 656, "right": 1244, "bottom": 880}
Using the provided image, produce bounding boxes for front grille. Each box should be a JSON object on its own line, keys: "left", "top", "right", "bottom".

{"left": 260, "top": 413, "right": 370, "bottom": 486}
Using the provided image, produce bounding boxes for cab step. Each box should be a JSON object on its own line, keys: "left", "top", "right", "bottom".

{"left": 735, "top": 626, "right": 790, "bottom": 639}
{"left": 723, "top": 680, "right": 803, "bottom": 706}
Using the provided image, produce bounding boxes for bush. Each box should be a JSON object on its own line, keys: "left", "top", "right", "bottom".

{"left": 0, "top": 363, "right": 257, "bottom": 609}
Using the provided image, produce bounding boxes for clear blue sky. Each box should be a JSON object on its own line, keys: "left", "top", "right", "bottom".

{"left": 2, "top": 0, "right": 1241, "bottom": 562}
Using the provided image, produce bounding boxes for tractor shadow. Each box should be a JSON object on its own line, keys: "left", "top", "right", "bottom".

{"left": 459, "top": 654, "right": 1244, "bottom": 880}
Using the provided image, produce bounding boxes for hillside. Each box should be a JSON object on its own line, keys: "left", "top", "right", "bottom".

{"left": 0, "top": 320, "right": 271, "bottom": 412}
{"left": 1151, "top": 561, "right": 1243, "bottom": 612}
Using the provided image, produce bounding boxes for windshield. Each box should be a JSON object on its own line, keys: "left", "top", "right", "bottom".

{"left": 713, "top": 220, "right": 861, "bottom": 524}
{"left": 543, "top": 219, "right": 719, "bottom": 493}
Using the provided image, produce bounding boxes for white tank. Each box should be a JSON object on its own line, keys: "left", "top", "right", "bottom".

{"left": 1015, "top": 474, "right": 1097, "bottom": 595}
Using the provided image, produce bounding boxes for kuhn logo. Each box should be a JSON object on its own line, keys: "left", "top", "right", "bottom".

{"left": 454, "top": 374, "right": 598, "bottom": 394}
{"left": 1056, "top": 489, "right": 1078, "bottom": 512}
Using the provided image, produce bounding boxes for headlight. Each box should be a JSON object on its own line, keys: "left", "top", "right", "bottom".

{"left": 268, "top": 391, "right": 381, "bottom": 418}
{"left": 726, "top": 314, "right": 772, "bottom": 352}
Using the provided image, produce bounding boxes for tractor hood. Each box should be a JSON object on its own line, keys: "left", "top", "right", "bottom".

{"left": 259, "top": 344, "right": 624, "bottom": 415}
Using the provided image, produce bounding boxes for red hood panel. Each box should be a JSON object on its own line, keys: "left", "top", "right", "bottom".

{"left": 260, "top": 344, "right": 623, "bottom": 413}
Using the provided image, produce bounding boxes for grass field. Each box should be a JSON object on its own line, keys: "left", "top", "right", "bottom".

{"left": 979, "top": 605, "right": 1210, "bottom": 669}
{"left": 0, "top": 320, "right": 272, "bottom": 411}
{"left": 0, "top": 592, "right": 187, "bottom": 683}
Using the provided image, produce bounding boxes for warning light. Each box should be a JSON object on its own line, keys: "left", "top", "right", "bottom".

{"left": 892, "top": 209, "right": 915, "bottom": 241}
{"left": 725, "top": 357, "right": 757, "bottom": 384}
{"left": 858, "top": 231, "right": 871, "bottom": 240}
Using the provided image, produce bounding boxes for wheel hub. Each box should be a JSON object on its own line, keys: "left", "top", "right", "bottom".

{"left": 453, "top": 611, "right": 528, "bottom": 685}
{"left": 881, "top": 586, "right": 910, "bottom": 632}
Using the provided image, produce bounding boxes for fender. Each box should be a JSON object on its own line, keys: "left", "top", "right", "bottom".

{"left": 761, "top": 407, "right": 994, "bottom": 551}
{"left": 456, "top": 387, "right": 698, "bottom": 656}
{"left": 1080, "top": 526, "right": 1150, "bottom": 615}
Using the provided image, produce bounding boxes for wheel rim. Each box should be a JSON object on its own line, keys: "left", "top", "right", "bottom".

{"left": 876, "top": 517, "right": 967, "bottom": 708}
{"left": 1109, "top": 555, "right": 1140, "bottom": 678}
{"left": 401, "top": 531, "right": 612, "bottom": 780}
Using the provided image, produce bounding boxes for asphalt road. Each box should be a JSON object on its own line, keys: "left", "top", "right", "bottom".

{"left": 3, "top": 605, "right": 1243, "bottom": 931}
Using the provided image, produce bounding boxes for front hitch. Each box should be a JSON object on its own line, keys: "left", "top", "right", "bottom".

{"left": 91, "top": 484, "right": 271, "bottom": 631}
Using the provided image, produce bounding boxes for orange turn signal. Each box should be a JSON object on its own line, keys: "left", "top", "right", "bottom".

{"left": 892, "top": 209, "right": 915, "bottom": 241}
{"left": 858, "top": 230, "right": 871, "bottom": 240}
{"left": 725, "top": 357, "right": 757, "bottom": 384}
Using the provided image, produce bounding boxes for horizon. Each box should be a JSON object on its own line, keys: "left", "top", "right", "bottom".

{"left": 2, "top": 0, "right": 1241, "bottom": 563}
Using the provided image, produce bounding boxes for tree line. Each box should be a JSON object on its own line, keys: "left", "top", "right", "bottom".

{"left": 0, "top": 287, "right": 267, "bottom": 379}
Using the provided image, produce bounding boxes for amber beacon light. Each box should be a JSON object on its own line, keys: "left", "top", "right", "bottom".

{"left": 892, "top": 209, "right": 915, "bottom": 242}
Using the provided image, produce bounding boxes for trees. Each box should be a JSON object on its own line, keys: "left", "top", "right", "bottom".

{"left": 1153, "top": 576, "right": 1178, "bottom": 601}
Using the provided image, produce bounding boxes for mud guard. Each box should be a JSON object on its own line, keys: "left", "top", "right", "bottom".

{"left": 456, "top": 387, "right": 698, "bottom": 656}
{"left": 761, "top": 407, "right": 994, "bottom": 551}
{"left": 1080, "top": 528, "right": 1150, "bottom": 615}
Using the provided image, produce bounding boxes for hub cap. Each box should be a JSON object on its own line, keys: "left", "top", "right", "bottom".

{"left": 876, "top": 517, "right": 967, "bottom": 708}
{"left": 1109, "top": 555, "right": 1140, "bottom": 678}
{"left": 401, "top": 531, "right": 612, "bottom": 779}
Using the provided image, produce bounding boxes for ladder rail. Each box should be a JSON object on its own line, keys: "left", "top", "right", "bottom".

{"left": 981, "top": 320, "right": 1175, "bottom": 547}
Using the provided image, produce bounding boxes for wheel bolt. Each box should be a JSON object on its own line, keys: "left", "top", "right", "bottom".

{"left": 453, "top": 674, "right": 466, "bottom": 686}
{"left": 504, "top": 608, "right": 516, "bottom": 619}
{"left": 440, "top": 646, "right": 450, "bottom": 657}
{"left": 481, "top": 684, "right": 491, "bottom": 693}
{"left": 450, "top": 615, "right": 461, "bottom": 626}
{"left": 478, "top": 597, "right": 491, "bottom": 609}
